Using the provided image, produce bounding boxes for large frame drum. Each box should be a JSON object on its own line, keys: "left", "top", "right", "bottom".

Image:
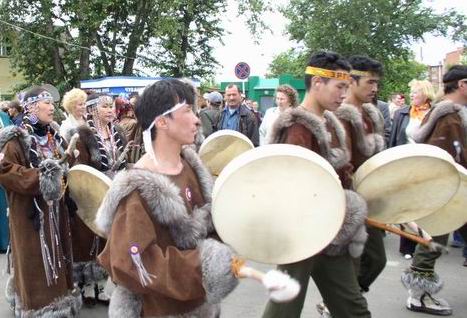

{"left": 414, "top": 163, "right": 467, "bottom": 236}
{"left": 199, "top": 130, "right": 254, "bottom": 176}
{"left": 353, "top": 144, "right": 460, "bottom": 224}
{"left": 68, "top": 164, "right": 111, "bottom": 238}
{"left": 212, "top": 144, "right": 346, "bottom": 264}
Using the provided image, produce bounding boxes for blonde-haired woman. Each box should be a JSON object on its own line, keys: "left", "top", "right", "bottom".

{"left": 389, "top": 79, "right": 436, "bottom": 258}
{"left": 259, "top": 84, "right": 299, "bottom": 145}
{"left": 60, "top": 88, "right": 87, "bottom": 139}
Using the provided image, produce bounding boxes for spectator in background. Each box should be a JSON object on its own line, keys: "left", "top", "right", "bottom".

{"left": 259, "top": 84, "right": 299, "bottom": 145}
{"left": 7, "top": 100, "right": 24, "bottom": 126}
{"left": 389, "top": 79, "right": 436, "bottom": 259}
{"left": 199, "top": 91, "right": 223, "bottom": 137}
{"left": 115, "top": 96, "right": 137, "bottom": 141}
{"left": 388, "top": 93, "right": 406, "bottom": 120}
{"left": 215, "top": 84, "right": 259, "bottom": 146}
{"left": 59, "top": 88, "right": 87, "bottom": 139}
{"left": 375, "top": 98, "right": 391, "bottom": 146}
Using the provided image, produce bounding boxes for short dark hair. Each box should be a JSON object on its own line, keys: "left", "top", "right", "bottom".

{"left": 348, "top": 55, "right": 384, "bottom": 81}
{"left": 305, "top": 51, "right": 351, "bottom": 90}
{"left": 443, "top": 65, "right": 467, "bottom": 95}
{"left": 135, "top": 79, "right": 195, "bottom": 133}
{"left": 225, "top": 84, "right": 240, "bottom": 93}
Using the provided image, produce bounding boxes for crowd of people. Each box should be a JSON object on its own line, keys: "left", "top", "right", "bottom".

{"left": 0, "top": 51, "right": 465, "bottom": 318}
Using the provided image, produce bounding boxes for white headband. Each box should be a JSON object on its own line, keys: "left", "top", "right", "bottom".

{"left": 142, "top": 101, "right": 186, "bottom": 162}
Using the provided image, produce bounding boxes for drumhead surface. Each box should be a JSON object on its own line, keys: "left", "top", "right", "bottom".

{"left": 199, "top": 130, "right": 254, "bottom": 176}
{"left": 212, "top": 144, "right": 345, "bottom": 264}
{"left": 353, "top": 144, "right": 459, "bottom": 224}
{"left": 415, "top": 164, "right": 467, "bottom": 236}
{"left": 68, "top": 164, "right": 111, "bottom": 238}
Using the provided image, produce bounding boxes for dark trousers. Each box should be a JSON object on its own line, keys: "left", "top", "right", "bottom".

{"left": 262, "top": 254, "right": 371, "bottom": 318}
{"left": 399, "top": 236, "right": 417, "bottom": 255}
{"left": 356, "top": 226, "right": 386, "bottom": 291}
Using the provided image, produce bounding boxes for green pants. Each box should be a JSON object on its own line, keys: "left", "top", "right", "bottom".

{"left": 411, "top": 234, "right": 449, "bottom": 272}
{"left": 262, "top": 253, "right": 371, "bottom": 318}
{"left": 356, "top": 226, "right": 386, "bottom": 291}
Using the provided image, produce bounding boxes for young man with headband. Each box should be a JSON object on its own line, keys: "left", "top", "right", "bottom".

{"left": 401, "top": 65, "right": 467, "bottom": 316}
{"left": 95, "top": 79, "right": 239, "bottom": 317}
{"left": 262, "top": 51, "right": 371, "bottom": 318}
{"left": 334, "top": 56, "right": 386, "bottom": 294}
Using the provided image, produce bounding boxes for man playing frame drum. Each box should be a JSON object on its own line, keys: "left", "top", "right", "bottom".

{"left": 400, "top": 65, "right": 467, "bottom": 316}
{"left": 262, "top": 51, "right": 371, "bottom": 318}
{"left": 335, "top": 56, "right": 387, "bottom": 294}
{"left": 95, "top": 79, "right": 296, "bottom": 318}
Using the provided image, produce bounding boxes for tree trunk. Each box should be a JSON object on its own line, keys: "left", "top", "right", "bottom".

{"left": 122, "top": 0, "right": 151, "bottom": 75}
{"left": 95, "top": 35, "right": 114, "bottom": 76}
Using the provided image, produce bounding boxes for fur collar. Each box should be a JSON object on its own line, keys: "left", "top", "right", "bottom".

{"left": 268, "top": 107, "right": 350, "bottom": 169}
{"left": 0, "top": 125, "right": 31, "bottom": 162}
{"left": 66, "top": 124, "right": 128, "bottom": 170}
{"left": 95, "top": 147, "right": 214, "bottom": 249}
{"left": 413, "top": 100, "right": 467, "bottom": 143}
{"left": 335, "top": 103, "right": 385, "bottom": 156}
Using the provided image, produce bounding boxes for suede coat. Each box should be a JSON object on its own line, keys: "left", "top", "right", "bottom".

{"left": 66, "top": 124, "right": 127, "bottom": 285}
{"left": 96, "top": 147, "right": 238, "bottom": 317}
{"left": 414, "top": 99, "right": 467, "bottom": 168}
{"left": 335, "top": 103, "right": 386, "bottom": 171}
{"left": 0, "top": 125, "right": 81, "bottom": 317}
{"left": 402, "top": 100, "right": 467, "bottom": 295}
{"left": 268, "top": 108, "right": 368, "bottom": 258}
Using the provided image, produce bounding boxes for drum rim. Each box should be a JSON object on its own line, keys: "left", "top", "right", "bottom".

{"left": 68, "top": 164, "right": 111, "bottom": 238}
{"left": 212, "top": 144, "right": 346, "bottom": 264}
{"left": 199, "top": 129, "right": 254, "bottom": 155}
{"left": 414, "top": 163, "right": 467, "bottom": 235}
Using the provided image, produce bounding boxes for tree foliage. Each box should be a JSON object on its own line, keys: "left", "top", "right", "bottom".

{"left": 0, "top": 0, "right": 270, "bottom": 92}
{"left": 281, "top": 0, "right": 465, "bottom": 64}
{"left": 266, "top": 49, "right": 307, "bottom": 78}
{"left": 268, "top": 0, "right": 465, "bottom": 100}
{"left": 379, "top": 57, "right": 427, "bottom": 101}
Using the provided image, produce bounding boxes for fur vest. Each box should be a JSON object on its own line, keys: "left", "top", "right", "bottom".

{"left": 95, "top": 147, "right": 237, "bottom": 317}
{"left": 335, "top": 103, "right": 386, "bottom": 157}
{"left": 268, "top": 107, "right": 350, "bottom": 169}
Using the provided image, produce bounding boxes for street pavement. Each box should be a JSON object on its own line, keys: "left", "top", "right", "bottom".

{"left": 0, "top": 233, "right": 465, "bottom": 317}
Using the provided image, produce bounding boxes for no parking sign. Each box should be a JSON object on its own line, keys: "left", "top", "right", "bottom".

{"left": 235, "top": 62, "right": 250, "bottom": 80}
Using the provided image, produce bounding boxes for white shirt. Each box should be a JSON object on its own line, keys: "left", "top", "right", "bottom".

{"left": 259, "top": 107, "right": 281, "bottom": 145}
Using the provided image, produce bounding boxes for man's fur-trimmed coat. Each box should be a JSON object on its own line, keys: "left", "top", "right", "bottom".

{"left": 96, "top": 147, "right": 238, "bottom": 317}
{"left": 335, "top": 103, "right": 386, "bottom": 170}
{"left": 269, "top": 107, "right": 368, "bottom": 258}
{"left": 0, "top": 125, "right": 81, "bottom": 317}
{"left": 402, "top": 99, "right": 467, "bottom": 295}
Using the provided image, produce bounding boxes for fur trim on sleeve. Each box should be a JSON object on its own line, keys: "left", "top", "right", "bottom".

{"left": 322, "top": 190, "right": 368, "bottom": 257}
{"left": 413, "top": 100, "right": 467, "bottom": 143}
{"left": 198, "top": 238, "right": 238, "bottom": 304}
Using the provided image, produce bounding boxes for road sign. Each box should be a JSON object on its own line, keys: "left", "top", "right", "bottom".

{"left": 235, "top": 62, "right": 250, "bottom": 80}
